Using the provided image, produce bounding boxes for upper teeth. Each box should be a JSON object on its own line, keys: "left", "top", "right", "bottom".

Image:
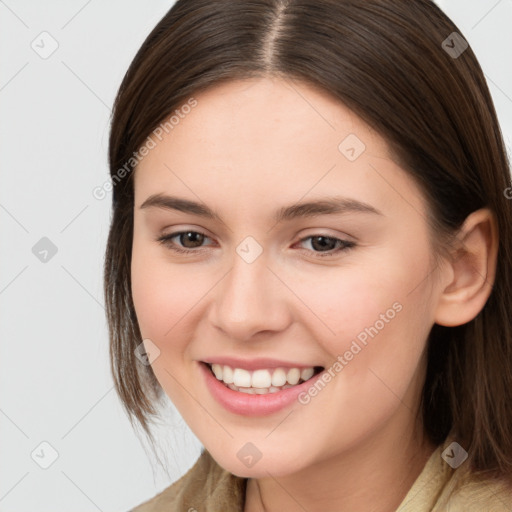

{"left": 210, "top": 364, "right": 315, "bottom": 388}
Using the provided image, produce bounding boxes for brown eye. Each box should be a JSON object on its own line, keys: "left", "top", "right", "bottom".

{"left": 157, "top": 230, "right": 213, "bottom": 253}
{"left": 179, "top": 231, "right": 205, "bottom": 248}
{"left": 310, "top": 236, "right": 338, "bottom": 252}
{"left": 297, "top": 235, "right": 356, "bottom": 258}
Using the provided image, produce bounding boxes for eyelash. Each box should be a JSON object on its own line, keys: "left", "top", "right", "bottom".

{"left": 156, "top": 231, "right": 356, "bottom": 258}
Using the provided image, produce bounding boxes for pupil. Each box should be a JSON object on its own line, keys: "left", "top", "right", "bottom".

{"left": 182, "top": 232, "right": 204, "bottom": 248}
{"left": 312, "top": 236, "right": 335, "bottom": 251}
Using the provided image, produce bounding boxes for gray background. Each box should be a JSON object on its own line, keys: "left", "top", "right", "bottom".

{"left": 0, "top": 1, "right": 511, "bottom": 510}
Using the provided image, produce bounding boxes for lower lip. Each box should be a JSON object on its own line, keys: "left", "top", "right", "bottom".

{"left": 199, "top": 362, "right": 323, "bottom": 416}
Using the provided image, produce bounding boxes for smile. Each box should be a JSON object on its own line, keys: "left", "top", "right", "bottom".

{"left": 207, "top": 363, "right": 323, "bottom": 394}
{"left": 200, "top": 361, "right": 325, "bottom": 416}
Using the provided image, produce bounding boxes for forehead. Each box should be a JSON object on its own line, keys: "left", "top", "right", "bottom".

{"left": 133, "top": 77, "right": 426, "bottom": 222}
{"left": 165, "top": 76, "right": 389, "bottom": 151}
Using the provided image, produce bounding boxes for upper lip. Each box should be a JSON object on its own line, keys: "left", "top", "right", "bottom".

{"left": 201, "top": 357, "right": 323, "bottom": 371}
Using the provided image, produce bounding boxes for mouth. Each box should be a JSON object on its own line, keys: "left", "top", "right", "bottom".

{"left": 203, "top": 362, "right": 324, "bottom": 395}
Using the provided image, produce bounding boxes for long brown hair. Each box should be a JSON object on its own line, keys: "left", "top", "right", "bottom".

{"left": 104, "top": 0, "right": 512, "bottom": 481}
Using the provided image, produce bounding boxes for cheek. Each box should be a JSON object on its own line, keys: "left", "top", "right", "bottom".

{"left": 288, "top": 243, "right": 434, "bottom": 368}
{"left": 130, "top": 243, "right": 202, "bottom": 407}
{"left": 285, "top": 262, "right": 433, "bottom": 447}
{"left": 131, "top": 240, "right": 193, "bottom": 346}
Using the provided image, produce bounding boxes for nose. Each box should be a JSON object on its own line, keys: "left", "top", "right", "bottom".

{"left": 207, "top": 250, "right": 292, "bottom": 341}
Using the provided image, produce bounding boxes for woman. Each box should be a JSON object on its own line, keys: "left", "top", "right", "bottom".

{"left": 104, "top": 0, "right": 512, "bottom": 510}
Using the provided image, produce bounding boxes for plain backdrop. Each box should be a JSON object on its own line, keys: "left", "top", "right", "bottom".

{"left": 0, "top": 1, "right": 511, "bottom": 511}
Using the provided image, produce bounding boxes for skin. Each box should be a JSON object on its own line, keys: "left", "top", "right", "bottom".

{"left": 131, "top": 77, "right": 498, "bottom": 511}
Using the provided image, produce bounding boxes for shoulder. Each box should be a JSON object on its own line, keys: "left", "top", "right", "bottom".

{"left": 397, "top": 438, "right": 512, "bottom": 511}
{"left": 440, "top": 471, "right": 512, "bottom": 511}
{"left": 129, "top": 449, "right": 247, "bottom": 512}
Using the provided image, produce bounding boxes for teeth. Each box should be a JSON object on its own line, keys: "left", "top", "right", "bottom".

{"left": 233, "top": 368, "right": 252, "bottom": 387}
{"left": 223, "top": 365, "right": 234, "bottom": 384}
{"left": 252, "top": 369, "right": 272, "bottom": 388}
{"left": 227, "top": 383, "right": 295, "bottom": 393}
{"left": 238, "top": 387, "right": 256, "bottom": 394}
{"left": 301, "top": 368, "right": 314, "bottom": 381}
{"left": 212, "top": 364, "right": 223, "bottom": 380}
{"left": 286, "top": 368, "right": 300, "bottom": 385}
{"left": 271, "top": 368, "right": 287, "bottom": 387}
{"left": 208, "top": 363, "right": 319, "bottom": 393}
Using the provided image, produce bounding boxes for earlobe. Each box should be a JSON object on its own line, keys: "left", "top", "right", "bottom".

{"left": 434, "top": 208, "right": 498, "bottom": 327}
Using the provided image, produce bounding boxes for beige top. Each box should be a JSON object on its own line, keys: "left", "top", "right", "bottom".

{"left": 130, "top": 438, "right": 512, "bottom": 511}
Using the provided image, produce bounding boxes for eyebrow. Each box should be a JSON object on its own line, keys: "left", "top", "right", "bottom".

{"left": 139, "top": 193, "right": 383, "bottom": 223}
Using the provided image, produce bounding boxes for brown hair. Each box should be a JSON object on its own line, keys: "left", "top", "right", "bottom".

{"left": 104, "top": 0, "right": 512, "bottom": 481}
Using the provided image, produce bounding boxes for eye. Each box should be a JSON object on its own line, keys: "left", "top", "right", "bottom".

{"left": 157, "top": 231, "right": 356, "bottom": 258}
{"left": 295, "top": 235, "right": 356, "bottom": 258}
{"left": 157, "top": 230, "right": 214, "bottom": 254}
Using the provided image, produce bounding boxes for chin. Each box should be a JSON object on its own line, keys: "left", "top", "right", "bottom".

{"left": 210, "top": 448, "right": 313, "bottom": 479}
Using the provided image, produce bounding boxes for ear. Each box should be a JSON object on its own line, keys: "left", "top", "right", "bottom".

{"left": 434, "top": 208, "right": 498, "bottom": 327}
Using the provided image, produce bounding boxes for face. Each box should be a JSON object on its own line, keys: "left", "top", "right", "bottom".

{"left": 131, "top": 77, "right": 444, "bottom": 478}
